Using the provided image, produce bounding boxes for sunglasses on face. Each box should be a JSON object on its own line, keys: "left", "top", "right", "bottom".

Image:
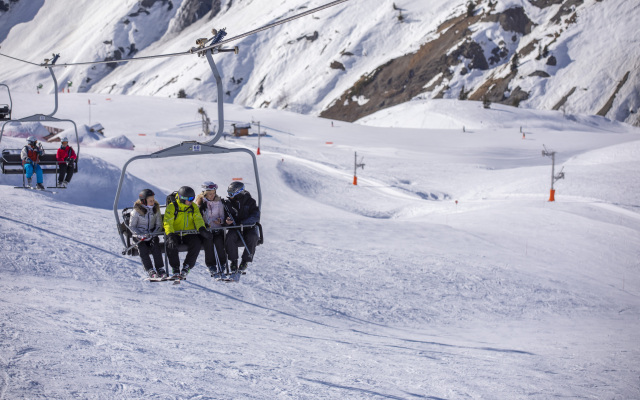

{"left": 203, "top": 184, "right": 218, "bottom": 190}
{"left": 179, "top": 195, "right": 195, "bottom": 202}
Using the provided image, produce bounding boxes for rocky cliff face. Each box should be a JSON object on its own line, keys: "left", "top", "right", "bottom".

{"left": 320, "top": 0, "right": 638, "bottom": 126}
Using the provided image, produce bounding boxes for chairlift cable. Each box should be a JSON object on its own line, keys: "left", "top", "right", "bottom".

{"left": 0, "top": 52, "right": 41, "bottom": 66}
{"left": 198, "top": 0, "right": 351, "bottom": 53}
{"left": 0, "top": 0, "right": 351, "bottom": 68}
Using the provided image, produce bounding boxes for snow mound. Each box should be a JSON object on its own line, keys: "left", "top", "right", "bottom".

{"left": 89, "top": 134, "right": 135, "bottom": 150}
{"left": 49, "top": 124, "right": 102, "bottom": 144}
{"left": 1, "top": 121, "right": 50, "bottom": 140}
{"left": 20, "top": 154, "right": 165, "bottom": 210}
{"left": 357, "top": 99, "right": 631, "bottom": 132}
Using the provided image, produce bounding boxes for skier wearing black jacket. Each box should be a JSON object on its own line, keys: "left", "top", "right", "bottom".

{"left": 223, "top": 181, "right": 260, "bottom": 272}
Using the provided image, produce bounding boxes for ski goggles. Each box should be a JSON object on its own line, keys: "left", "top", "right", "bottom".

{"left": 202, "top": 182, "right": 218, "bottom": 191}
{"left": 179, "top": 195, "right": 195, "bottom": 202}
{"left": 227, "top": 188, "right": 244, "bottom": 198}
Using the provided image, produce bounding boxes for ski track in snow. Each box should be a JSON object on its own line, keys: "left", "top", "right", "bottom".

{"left": 0, "top": 93, "right": 639, "bottom": 398}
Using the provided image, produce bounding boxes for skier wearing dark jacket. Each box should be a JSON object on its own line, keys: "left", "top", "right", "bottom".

{"left": 222, "top": 181, "right": 260, "bottom": 272}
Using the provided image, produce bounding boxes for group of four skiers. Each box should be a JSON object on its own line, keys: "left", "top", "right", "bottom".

{"left": 128, "top": 181, "right": 260, "bottom": 281}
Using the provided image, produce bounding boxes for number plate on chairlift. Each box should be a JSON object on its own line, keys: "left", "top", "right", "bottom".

{"left": 191, "top": 144, "right": 202, "bottom": 152}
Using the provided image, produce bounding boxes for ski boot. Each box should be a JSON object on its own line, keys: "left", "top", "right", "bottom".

{"left": 146, "top": 269, "right": 158, "bottom": 279}
{"left": 156, "top": 268, "right": 168, "bottom": 279}
{"left": 171, "top": 267, "right": 181, "bottom": 280}
{"left": 27, "top": 178, "right": 33, "bottom": 188}
{"left": 229, "top": 261, "right": 238, "bottom": 273}
{"left": 239, "top": 261, "right": 248, "bottom": 274}
{"left": 180, "top": 265, "right": 191, "bottom": 280}
{"left": 35, "top": 183, "right": 45, "bottom": 190}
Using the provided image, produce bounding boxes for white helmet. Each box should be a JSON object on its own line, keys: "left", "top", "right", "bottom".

{"left": 27, "top": 136, "right": 37, "bottom": 145}
{"left": 60, "top": 136, "right": 69, "bottom": 143}
{"left": 201, "top": 181, "right": 218, "bottom": 191}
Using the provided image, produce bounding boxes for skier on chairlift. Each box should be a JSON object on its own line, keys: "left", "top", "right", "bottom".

{"left": 164, "top": 186, "right": 212, "bottom": 280}
{"left": 129, "top": 189, "right": 167, "bottom": 279}
{"left": 223, "top": 181, "right": 260, "bottom": 273}
{"left": 21, "top": 136, "right": 45, "bottom": 190}
{"left": 195, "top": 181, "right": 228, "bottom": 278}
{"left": 56, "top": 136, "right": 77, "bottom": 188}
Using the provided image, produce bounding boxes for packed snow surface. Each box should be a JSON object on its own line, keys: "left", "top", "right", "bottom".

{"left": 1, "top": 91, "right": 639, "bottom": 399}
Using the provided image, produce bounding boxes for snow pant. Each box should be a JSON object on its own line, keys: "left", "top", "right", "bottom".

{"left": 136, "top": 237, "right": 164, "bottom": 272}
{"left": 24, "top": 163, "right": 43, "bottom": 184}
{"left": 225, "top": 226, "right": 259, "bottom": 264}
{"left": 166, "top": 234, "right": 202, "bottom": 274}
{"left": 57, "top": 163, "right": 74, "bottom": 184}
{"left": 201, "top": 229, "right": 226, "bottom": 270}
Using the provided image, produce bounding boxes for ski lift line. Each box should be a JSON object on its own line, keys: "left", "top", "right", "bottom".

{"left": 197, "top": 0, "right": 352, "bottom": 53}
{"left": 41, "top": 50, "right": 194, "bottom": 68}
{"left": 0, "top": 52, "right": 41, "bottom": 66}
{"left": 0, "top": 0, "right": 351, "bottom": 69}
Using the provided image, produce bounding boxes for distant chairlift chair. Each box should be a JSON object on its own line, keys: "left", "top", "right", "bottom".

{"left": 0, "top": 65, "right": 80, "bottom": 188}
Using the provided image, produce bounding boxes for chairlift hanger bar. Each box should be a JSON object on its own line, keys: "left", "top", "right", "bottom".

{"left": 0, "top": 0, "right": 350, "bottom": 68}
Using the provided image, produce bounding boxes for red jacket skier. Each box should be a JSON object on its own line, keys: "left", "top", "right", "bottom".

{"left": 55, "top": 137, "right": 77, "bottom": 188}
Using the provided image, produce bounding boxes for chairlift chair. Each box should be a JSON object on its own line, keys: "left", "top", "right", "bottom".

{"left": 0, "top": 84, "right": 12, "bottom": 121}
{"left": 0, "top": 66, "right": 80, "bottom": 188}
{"left": 113, "top": 45, "right": 262, "bottom": 263}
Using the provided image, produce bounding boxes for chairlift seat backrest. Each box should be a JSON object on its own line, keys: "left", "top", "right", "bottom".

{"left": 1, "top": 148, "right": 78, "bottom": 175}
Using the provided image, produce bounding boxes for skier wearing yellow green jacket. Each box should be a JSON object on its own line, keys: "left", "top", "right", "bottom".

{"left": 163, "top": 186, "right": 213, "bottom": 279}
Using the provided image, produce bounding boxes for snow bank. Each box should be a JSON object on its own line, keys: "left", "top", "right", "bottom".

{"left": 1, "top": 121, "right": 50, "bottom": 140}
{"left": 49, "top": 124, "right": 102, "bottom": 144}
{"left": 356, "top": 99, "right": 632, "bottom": 132}
{"left": 89, "top": 134, "right": 135, "bottom": 150}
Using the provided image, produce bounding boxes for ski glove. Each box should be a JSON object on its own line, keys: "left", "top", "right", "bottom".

{"left": 199, "top": 227, "right": 213, "bottom": 240}
{"left": 166, "top": 233, "right": 179, "bottom": 250}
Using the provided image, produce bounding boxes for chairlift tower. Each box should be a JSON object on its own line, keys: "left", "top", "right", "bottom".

{"left": 353, "top": 151, "right": 365, "bottom": 185}
{"left": 542, "top": 145, "right": 565, "bottom": 201}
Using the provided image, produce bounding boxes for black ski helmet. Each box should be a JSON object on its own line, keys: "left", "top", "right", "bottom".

{"left": 227, "top": 181, "right": 245, "bottom": 198}
{"left": 138, "top": 189, "right": 155, "bottom": 204}
{"left": 178, "top": 186, "right": 196, "bottom": 202}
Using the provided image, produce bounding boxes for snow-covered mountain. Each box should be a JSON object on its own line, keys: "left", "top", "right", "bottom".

{"left": 1, "top": 0, "right": 638, "bottom": 126}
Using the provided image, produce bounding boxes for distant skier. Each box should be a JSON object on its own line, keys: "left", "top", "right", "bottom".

{"left": 195, "top": 181, "right": 228, "bottom": 277}
{"left": 163, "top": 186, "right": 212, "bottom": 279}
{"left": 21, "top": 136, "right": 45, "bottom": 190}
{"left": 56, "top": 137, "right": 77, "bottom": 188}
{"left": 129, "top": 189, "right": 166, "bottom": 279}
{"left": 223, "top": 181, "right": 260, "bottom": 273}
